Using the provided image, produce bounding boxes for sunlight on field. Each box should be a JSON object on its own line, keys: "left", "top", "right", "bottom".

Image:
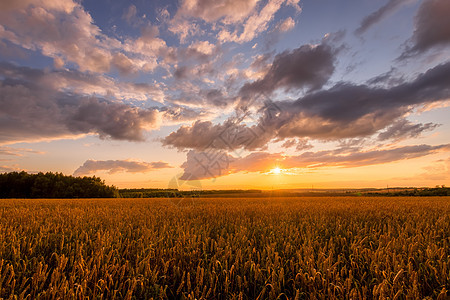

{"left": 0, "top": 197, "right": 449, "bottom": 299}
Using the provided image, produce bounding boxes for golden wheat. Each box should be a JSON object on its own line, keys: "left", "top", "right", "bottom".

{"left": 0, "top": 197, "right": 448, "bottom": 299}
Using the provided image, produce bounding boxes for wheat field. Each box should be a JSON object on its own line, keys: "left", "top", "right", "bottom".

{"left": 0, "top": 197, "right": 449, "bottom": 299}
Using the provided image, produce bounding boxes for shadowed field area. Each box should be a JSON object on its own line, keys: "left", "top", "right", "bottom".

{"left": 0, "top": 197, "right": 449, "bottom": 299}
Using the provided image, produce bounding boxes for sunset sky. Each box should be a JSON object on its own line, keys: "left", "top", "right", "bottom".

{"left": 1, "top": 0, "right": 449, "bottom": 190}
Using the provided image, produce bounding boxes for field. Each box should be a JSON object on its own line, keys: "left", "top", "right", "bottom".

{"left": 0, "top": 197, "right": 449, "bottom": 299}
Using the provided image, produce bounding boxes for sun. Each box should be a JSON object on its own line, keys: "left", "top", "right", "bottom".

{"left": 271, "top": 167, "right": 282, "bottom": 174}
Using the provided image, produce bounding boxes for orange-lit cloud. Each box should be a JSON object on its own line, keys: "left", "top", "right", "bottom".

{"left": 73, "top": 159, "right": 173, "bottom": 176}
{"left": 178, "top": 144, "right": 450, "bottom": 180}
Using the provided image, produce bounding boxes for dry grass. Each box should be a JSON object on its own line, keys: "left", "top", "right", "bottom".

{"left": 0, "top": 197, "right": 449, "bottom": 299}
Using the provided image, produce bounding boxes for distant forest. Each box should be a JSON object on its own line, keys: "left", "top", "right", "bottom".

{"left": 0, "top": 171, "right": 118, "bottom": 198}
{"left": 364, "top": 186, "right": 450, "bottom": 197}
{"left": 118, "top": 188, "right": 263, "bottom": 198}
{"left": 1, "top": 171, "right": 449, "bottom": 198}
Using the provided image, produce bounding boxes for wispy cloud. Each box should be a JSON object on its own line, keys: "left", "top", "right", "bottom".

{"left": 355, "top": 0, "right": 415, "bottom": 35}
{"left": 0, "top": 146, "right": 44, "bottom": 156}
{"left": 179, "top": 144, "right": 450, "bottom": 180}
{"left": 73, "top": 159, "right": 172, "bottom": 176}
{"left": 377, "top": 119, "right": 439, "bottom": 141}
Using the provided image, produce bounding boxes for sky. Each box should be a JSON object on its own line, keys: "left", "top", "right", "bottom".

{"left": 1, "top": 0, "right": 450, "bottom": 190}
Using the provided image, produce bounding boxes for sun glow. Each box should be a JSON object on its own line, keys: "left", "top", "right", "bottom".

{"left": 271, "top": 167, "right": 282, "bottom": 174}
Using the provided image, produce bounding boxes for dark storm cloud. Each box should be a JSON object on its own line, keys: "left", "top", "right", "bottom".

{"left": 239, "top": 43, "right": 336, "bottom": 97}
{"left": 163, "top": 61, "right": 450, "bottom": 150}
{"left": 73, "top": 159, "right": 172, "bottom": 176}
{"left": 355, "top": 0, "right": 413, "bottom": 35}
{"left": 0, "top": 63, "right": 160, "bottom": 143}
{"left": 402, "top": 0, "right": 450, "bottom": 57}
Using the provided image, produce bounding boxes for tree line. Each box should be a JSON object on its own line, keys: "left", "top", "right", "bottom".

{"left": 0, "top": 171, "right": 119, "bottom": 198}
{"left": 118, "top": 188, "right": 263, "bottom": 198}
{"left": 365, "top": 186, "right": 450, "bottom": 196}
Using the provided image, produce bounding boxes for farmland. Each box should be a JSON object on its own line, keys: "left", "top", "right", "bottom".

{"left": 0, "top": 197, "right": 449, "bottom": 299}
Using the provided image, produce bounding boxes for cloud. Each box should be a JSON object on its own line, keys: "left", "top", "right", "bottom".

{"left": 276, "top": 17, "right": 295, "bottom": 32}
{"left": 240, "top": 43, "right": 336, "bottom": 97}
{"left": 400, "top": 0, "right": 450, "bottom": 58}
{"left": 283, "top": 144, "right": 450, "bottom": 169}
{"left": 0, "top": 146, "right": 44, "bottom": 156}
{"left": 162, "top": 118, "right": 273, "bottom": 151}
{"left": 229, "top": 151, "right": 283, "bottom": 173}
{"left": 272, "top": 61, "right": 450, "bottom": 141}
{"left": 66, "top": 97, "right": 160, "bottom": 141}
{"left": 178, "top": 144, "right": 450, "bottom": 180}
{"left": 163, "top": 83, "right": 237, "bottom": 109}
{"left": 188, "top": 40, "right": 215, "bottom": 56}
{"left": 122, "top": 25, "right": 167, "bottom": 64}
{"left": 163, "top": 61, "right": 450, "bottom": 151}
{"left": 0, "top": 165, "right": 22, "bottom": 172}
{"left": 0, "top": 64, "right": 161, "bottom": 144}
{"left": 263, "top": 17, "right": 296, "bottom": 50}
{"left": 73, "top": 159, "right": 172, "bottom": 176}
{"left": 217, "top": 0, "right": 286, "bottom": 43}
{"left": 160, "top": 105, "right": 212, "bottom": 123}
{"left": 174, "top": 0, "right": 259, "bottom": 23}
{"left": 0, "top": 61, "right": 165, "bottom": 102}
{"left": 168, "top": 0, "right": 260, "bottom": 43}
{"left": 168, "top": 42, "right": 223, "bottom": 82}
{"left": 355, "top": 0, "right": 415, "bottom": 35}
{"left": 0, "top": 1, "right": 166, "bottom": 74}
{"left": 281, "top": 139, "right": 313, "bottom": 151}
{"left": 377, "top": 119, "right": 439, "bottom": 141}
{"left": 178, "top": 150, "right": 234, "bottom": 180}
{"left": 0, "top": 1, "right": 113, "bottom": 73}
{"left": 365, "top": 68, "right": 405, "bottom": 87}
{"left": 409, "top": 157, "right": 450, "bottom": 181}
{"left": 200, "top": 89, "right": 230, "bottom": 107}
{"left": 122, "top": 5, "right": 138, "bottom": 25}
{"left": 0, "top": 0, "right": 76, "bottom": 13}
{"left": 170, "top": 0, "right": 299, "bottom": 44}
{"left": 179, "top": 150, "right": 282, "bottom": 180}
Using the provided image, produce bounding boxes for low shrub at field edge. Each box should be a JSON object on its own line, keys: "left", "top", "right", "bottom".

{"left": 0, "top": 197, "right": 449, "bottom": 299}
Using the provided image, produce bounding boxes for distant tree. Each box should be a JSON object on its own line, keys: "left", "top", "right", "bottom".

{"left": 0, "top": 171, "right": 119, "bottom": 198}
